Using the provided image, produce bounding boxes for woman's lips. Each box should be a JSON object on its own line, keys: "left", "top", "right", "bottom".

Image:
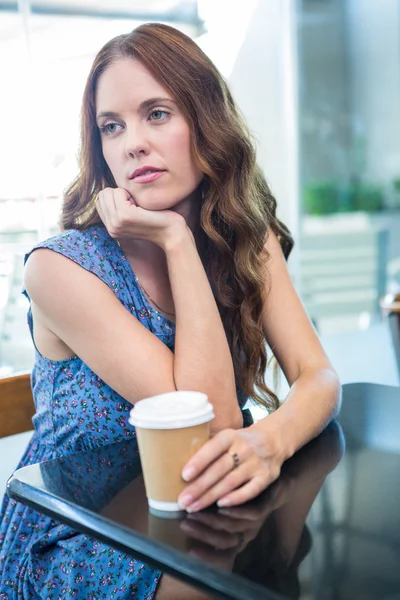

{"left": 132, "top": 171, "right": 166, "bottom": 184}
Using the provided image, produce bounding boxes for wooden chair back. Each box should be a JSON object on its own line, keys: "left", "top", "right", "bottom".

{"left": 380, "top": 293, "right": 400, "bottom": 377}
{"left": 0, "top": 372, "right": 35, "bottom": 438}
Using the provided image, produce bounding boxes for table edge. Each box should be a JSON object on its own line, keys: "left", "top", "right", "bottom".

{"left": 7, "top": 475, "right": 286, "bottom": 600}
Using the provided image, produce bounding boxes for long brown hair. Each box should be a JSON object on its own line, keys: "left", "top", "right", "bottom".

{"left": 62, "top": 23, "right": 293, "bottom": 411}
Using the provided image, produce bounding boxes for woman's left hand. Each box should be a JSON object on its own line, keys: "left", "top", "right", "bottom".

{"left": 178, "top": 424, "right": 286, "bottom": 512}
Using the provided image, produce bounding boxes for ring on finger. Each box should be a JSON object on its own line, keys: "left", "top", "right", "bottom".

{"left": 227, "top": 450, "right": 240, "bottom": 471}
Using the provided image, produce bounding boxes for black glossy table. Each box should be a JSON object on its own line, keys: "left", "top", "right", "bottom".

{"left": 7, "top": 383, "right": 400, "bottom": 599}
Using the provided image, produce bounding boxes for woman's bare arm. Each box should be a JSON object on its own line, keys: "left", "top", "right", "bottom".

{"left": 176, "top": 231, "right": 341, "bottom": 511}
{"left": 164, "top": 226, "right": 242, "bottom": 431}
{"left": 256, "top": 229, "right": 341, "bottom": 459}
{"left": 25, "top": 223, "right": 241, "bottom": 432}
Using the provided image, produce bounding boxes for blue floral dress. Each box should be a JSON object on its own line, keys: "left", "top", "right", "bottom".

{"left": 0, "top": 224, "right": 250, "bottom": 599}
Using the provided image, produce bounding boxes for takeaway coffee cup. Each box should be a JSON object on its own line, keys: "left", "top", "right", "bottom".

{"left": 129, "top": 391, "right": 214, "bottom": 512}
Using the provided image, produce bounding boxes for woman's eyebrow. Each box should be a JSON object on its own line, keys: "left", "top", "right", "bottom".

{"left": 140, "top": 97, "right": 175, "bottom": 110}
{"left": 96, "top": 97, "right": 175, "bottom": 121}
{"left": 96, "top": 110, "right": 120, "bottom": 121}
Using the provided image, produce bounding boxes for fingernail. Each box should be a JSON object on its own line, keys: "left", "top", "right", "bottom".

{"left": 180, "top": 520, "right": 195, "bottom": 533}
{"left": 217, "top": 498, "right": 230, "bottom": 507}
{"left": 178, "top": 494, "right": 193, "bottom": 509}
{"left": 182, "top": 467, "right": 196, "bottom": 481}
{"left": 186, "top": 501, "right": 201, "bottom": 513}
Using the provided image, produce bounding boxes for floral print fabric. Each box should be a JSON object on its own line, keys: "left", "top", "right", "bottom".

{"left": 0, "top": 224, "right": 249, "bottom": 599}
{"left": 0, "top": 225, "right": 175, "bottom": 599}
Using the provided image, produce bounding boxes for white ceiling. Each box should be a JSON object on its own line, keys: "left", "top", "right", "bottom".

{"left": 0, "top": 1, "right": 201, "bottom": 46}
{"left": 0, "top": 0, "right": 199, "bottom": 20}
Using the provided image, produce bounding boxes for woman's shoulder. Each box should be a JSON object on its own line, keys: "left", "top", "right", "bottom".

{"left": 26, "top": 224, "right": 115, "bottom": 262}
{"left": 24, "top": 224, "right": 122, "bottom": 288}
{"left": 32, "top": 224, "right": 110, "bottom": 252}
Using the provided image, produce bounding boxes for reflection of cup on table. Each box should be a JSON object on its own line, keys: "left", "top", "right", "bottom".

{"left": 148, "top": 511, "right": 192, "bottom": 551}
{"left": 129, "top": 391, "right": 214, "bottom": 512}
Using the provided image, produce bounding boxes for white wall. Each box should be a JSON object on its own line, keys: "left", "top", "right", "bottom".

{"left": 227, "top": 0, "right": 300, "bottom": 245}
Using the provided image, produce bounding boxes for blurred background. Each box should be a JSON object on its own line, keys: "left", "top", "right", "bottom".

{"left": 1, "top": 0, "right": 399, "bottom": 387}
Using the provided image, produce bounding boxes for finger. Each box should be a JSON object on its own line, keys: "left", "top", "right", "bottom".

{"left": 110, "top": 187, "right": 127, "bottom": 225}
{"left": 179, "top": 444, "right": 252, "bottom": 509}
{"left": 95, "top": 196, "right": 104, "bottom": 222}
{"left": 97, "top": 188, "right": 115, "bottom": 229}
{"left": 121, "top": 187, "right": 137, "bottom": 205}
{"left": 217, "top": 476, "right": 270, "bottom": 508}
{"left": 186, "top": 511, "right": 253, "bottom": 533}
{"left": 217, "top": 505, "right": 269, "bottom": 522}
{"left": 181, "top": 429, "right": 237, "bottom": 482}
{"left": 113, "top": 188, "right": 142, "bottom": 235}
{"left": 180, "top": 520, "right": 240, "bottom": 550}
{"left": 103, "top": 188, "right": 129, "bottom": 237}
{"left": 182, "top": 519, "right": 242, "bottom": 550}
{"left": 268, "top": 475, "right": 299, "bottom": 509}
{"left": 185, "top": 464, "right": 253, "bottom": 513}
{"left": 113, "top": 187, "right": 131, "bottom": 212}
{"left": 94, "top": 191, "right": 105, "bottom": 221}
{"left": 216, "top": 487, "right": 277, "bottom": 521}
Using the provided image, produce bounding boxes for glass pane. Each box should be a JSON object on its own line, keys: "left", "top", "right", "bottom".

{"left": 0, "top": 6, "right": 199, "bottom": 374}
{"left": 297, "top": 0, "right": 400, "bottom": 335}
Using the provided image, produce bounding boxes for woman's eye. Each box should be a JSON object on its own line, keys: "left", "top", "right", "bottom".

{"left": 149, "top": 109, "right": 169, "bottom": 121}
{"left": 100, "top": 123, "right": 122, "bottom": 135}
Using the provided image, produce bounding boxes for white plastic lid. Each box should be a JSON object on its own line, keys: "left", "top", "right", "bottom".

{"left": 128, "top": 391, "right": 214, "bottom": 429}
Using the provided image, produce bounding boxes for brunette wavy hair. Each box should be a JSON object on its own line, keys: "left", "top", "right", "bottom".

{"left": 62, "top": 22, "right": 294, "bottom": 411}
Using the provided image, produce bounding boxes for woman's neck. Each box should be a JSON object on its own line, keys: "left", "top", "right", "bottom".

{"left": 172, "top": 190, "right": 202, "bottom": 238}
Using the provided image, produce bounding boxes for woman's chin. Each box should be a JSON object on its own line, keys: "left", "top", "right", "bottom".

{"left": 134, "top": 196, "right": 183, "bottom": 212}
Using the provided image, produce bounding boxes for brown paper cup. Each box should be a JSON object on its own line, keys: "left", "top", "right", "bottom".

{"left": 129, "top": 391, "right": 214, "bottom": 512}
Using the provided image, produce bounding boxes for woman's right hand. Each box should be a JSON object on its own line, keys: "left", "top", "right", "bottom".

{"left": 95, "top": 187, "right": 187, "bottom": 250}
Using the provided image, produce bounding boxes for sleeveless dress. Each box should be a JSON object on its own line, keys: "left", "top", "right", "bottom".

{"left": 0, "top": 224, "right": 251, "bottom": 599}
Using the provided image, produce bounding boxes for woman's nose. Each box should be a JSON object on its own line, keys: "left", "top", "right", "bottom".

{"left": 125, "top": 124, "right": 150, "bottom": 158}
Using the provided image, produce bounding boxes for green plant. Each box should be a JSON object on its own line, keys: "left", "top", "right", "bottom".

{"left": 392, "top": 177, "right": 400, "bottom": 194}
{"left": 303, "top": 181, "right": 339, "bottom": 215}
{"left": 303, "top": 179, "right": 385, "bottom": 215}
{"left": 350, "top": 182, "right": 384, "bottom": 212}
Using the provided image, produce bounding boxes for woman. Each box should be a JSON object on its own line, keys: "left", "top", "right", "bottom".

{"left": 0, "top": 22, "right": 340, "bottom": 600}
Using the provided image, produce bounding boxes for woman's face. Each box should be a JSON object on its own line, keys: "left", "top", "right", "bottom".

{"left": 95, "top": 58, "right": 203, "bottom": 210}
